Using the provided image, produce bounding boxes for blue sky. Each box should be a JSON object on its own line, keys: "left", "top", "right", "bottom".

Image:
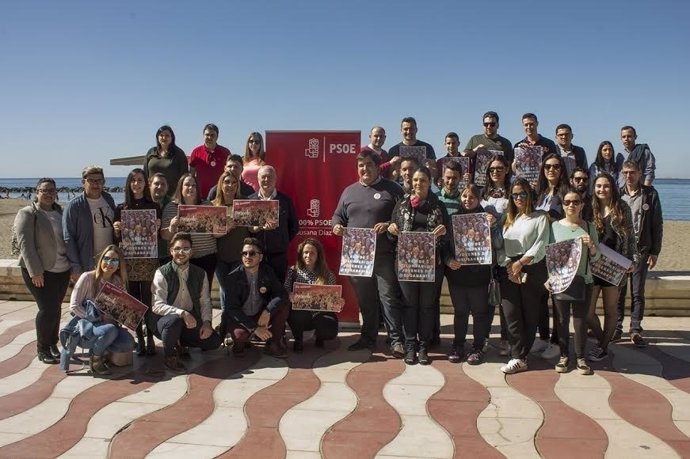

{"left": 1, "top": 0, "right": 689, "bottom": 178}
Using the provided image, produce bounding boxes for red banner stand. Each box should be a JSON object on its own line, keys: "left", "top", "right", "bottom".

{"left": 265, "top": 131, "right": 362, "bottom": 327}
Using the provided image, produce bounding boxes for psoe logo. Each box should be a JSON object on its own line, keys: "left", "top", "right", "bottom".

{"left": 305, "top": 138, "right": 320, "bottom": 159}
{"left": 307, "top": 199, "right": 320, "bottom": 218}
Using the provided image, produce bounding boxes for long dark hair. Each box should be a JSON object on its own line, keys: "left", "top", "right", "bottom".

{"left": 594, "top": 140, "right": 617, "bottom": 172}
{"left": 155, "top": 125, "right": 177, "bottom": 152}
{"left": 592, "top": 172, "right": 631, "bottom": 241}
{"left": 481, "top": 155, "right": 511, "bottom": 200}
{"left": 537, "top": 153, "right": 569, "bottom": 198}
{"left": 295, "top": 238, "right": 333, "bottom": 284}
{"left": 172, "top": 173, "right": 202, "bottom": 205}
{"left": 124, "top": 168, "right": 153, "bottom": 208}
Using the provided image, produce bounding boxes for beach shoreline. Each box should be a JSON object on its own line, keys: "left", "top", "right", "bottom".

{"left": 1, "top": 198, "right": 688, "bottom": 271}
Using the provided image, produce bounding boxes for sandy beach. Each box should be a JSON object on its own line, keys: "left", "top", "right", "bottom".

{"left": 1, "top": 198, "right": 688, "bottom": 272}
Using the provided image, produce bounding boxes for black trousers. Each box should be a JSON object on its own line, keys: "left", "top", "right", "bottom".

{"left": 446, "top": 273, "right": 489, "bottom": 351}
{"left": 288, "top": 310, "right": 339, "bottom": 341}
{"left": 190, "top": 253, "right": 217, "bottom": 292}
{"left": 155, "top": 314, "right": 222, "bottom": 357}
{"left": 500, "top": 260, "right": 547, "bottom": 360}
{"left": 553, "top": 284, "right": 592, "bottom": 359}
{"left": 21, "top": 268, "right": 70, "bottom": 350}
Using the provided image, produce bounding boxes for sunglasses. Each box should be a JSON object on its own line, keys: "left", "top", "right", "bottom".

{"left": 242, "top": 251, "right": 260, "bottom": 257}
{"left": 572, "top": 177, "right": 588, "bottom": 183}
{"left": 544, "top": 163, "right": 561, "bottom": 170}
{"left": 563, "top": 199, "right": 582, "bottom": 206}
{"left": 483, "top": 122, "right": 497, "bottom": 127}
{"left": 102, "top": 256, "right": 120, "bottom": 265}
{"left": 248, "top": 139, "right": 261, "bottom": 144}
{"left": 488, "top": 167, "right": 505, "bottom": 173}
{"left": 511, "top": 191, "right": 529, "bottom": 200}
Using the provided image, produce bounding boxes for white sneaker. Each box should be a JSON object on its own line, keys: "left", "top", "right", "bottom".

{"left": 541, "top": 343, "right": 560, "bottom": 360}
{"left": 530, "top": 338, "right": 548, "bottom": 354}
{"left": 501, "top": 358, "right": 528, "bottom": 374}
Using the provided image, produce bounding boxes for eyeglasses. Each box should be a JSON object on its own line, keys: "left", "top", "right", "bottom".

{"left": 85, "top": 178, "right": 105, "bottom": 185}
{"left": 572, "top": 177, "right": 587, "bottom": 183}
{"left": 511, "top": 191, "right": 528, "bottom": 200}
{"left": 38, "top": 188, "right": 57, "bottom": 194}
{"left": 102, "top": 256, "right": 120, "bottom": 265}
{"left": 488, "top": 167, "right": 505, "bottom": 173}
{"left": 544, "top": 163, "right": 561, "bottom": 170}
{"left": 172, "top": 247, "right": 192, "bottom": 254}
{"left": 483, "top": 122, "right": 497, "bottom": 127}
{"left": 242, "top": 251, "right": 260, "bottom": 257}
{"left": 563, "top": 199, "right": 582, "bottom": 206}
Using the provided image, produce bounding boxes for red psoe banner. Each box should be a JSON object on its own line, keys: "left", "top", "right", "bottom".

{"left": 265, "top": 131, "right": 361, "bottom": 324}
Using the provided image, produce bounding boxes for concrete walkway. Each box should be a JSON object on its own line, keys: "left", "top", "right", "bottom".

{"left": 0, "top": 299, "right": 689, "bottom": 458}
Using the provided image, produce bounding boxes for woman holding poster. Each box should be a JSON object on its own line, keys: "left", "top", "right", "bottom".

{"left": 586, "top": 173, "right": 636, "bottom": 361}
{"left": 388, "top": 167, "right": 449, "bottom": 365}
{"left": 445, "top": 184, "right": 500, "bottom": 365}
{"left": 113, "top": 168, "right": 161, "bottom": 356}
{"left": 213, "top": 171, "right": 249, "bottom": 308}
{"left": 547, "top": 189, "right": 601, "bottom": 375}
{"left": 161, "top": 174, "right": 218, "bottom": 288}
{"left": 497, "top": 178, "right": 549, "bottom": 375}
{"left": 69, "top": 245, "right": 135, "bottom": 376}
{"left": 285, "top": 239, "right": 340, "bottom": 352}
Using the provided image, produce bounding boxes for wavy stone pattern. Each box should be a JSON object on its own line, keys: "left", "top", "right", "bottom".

{"left": 1, "top": 305, "right": 690, "bottom": 459}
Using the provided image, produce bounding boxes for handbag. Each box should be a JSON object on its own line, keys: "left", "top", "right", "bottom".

{"left": 488, "top": 267, "right": 502, "bottom": 306}
{"left": 552, "top": 274, "right": 585, "bottom": 302}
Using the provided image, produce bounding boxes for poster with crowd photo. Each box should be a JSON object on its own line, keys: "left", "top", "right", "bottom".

{"left": 451, "top": 213, "right": 493, "bottom": 265}
{"left": 591, "top": 244, "right": 633, "bottom": 287}
{"left": 291, "top": 283, "right": 345, "bottom": 312}
{"left": 474, "top": 150, "right": 503, "bottom": 187}
{"left": 399, "top": 145, "right": 428, "bottom": 165}
{"left": 514, "top": 145, "right": 544, "bottom": 190}
{"left": 396, "top": 231, "right": 436, "bottom": 282}
{"left": 95, "top": 282, "right": 148, "bottom": 332}
{"left": 339, "top": 227, "right": 377, "bottom": 277}
{"left": 120, "top": 209, "right": 158, "bottom": 258}
{"left": 177, "top": 205, "right": 227, "bottom": 235}
{"left": 232, "top": 199, "right": 279, "bottom": 228}
{"left": 545, "top": 239, "right": 582, "bottom": 294}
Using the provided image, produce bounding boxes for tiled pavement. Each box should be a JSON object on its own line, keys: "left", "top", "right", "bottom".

{"left": 1, "top": 300, "right": 689, "bottom": 458}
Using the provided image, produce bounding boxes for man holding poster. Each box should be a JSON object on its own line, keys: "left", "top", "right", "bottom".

{"left": 333, "top": 150, "right": 405, "bottom": 354}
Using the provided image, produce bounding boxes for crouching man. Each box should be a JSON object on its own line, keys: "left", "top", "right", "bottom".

{"left": 151, "top": 232, "right": 222, "bottom": 372}
{"left": 220, "top": 237, "right": 290, "bottom": 358}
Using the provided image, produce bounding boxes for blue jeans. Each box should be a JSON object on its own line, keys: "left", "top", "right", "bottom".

{"left": 91, "top": 323, "right": 135, "bottom": 356}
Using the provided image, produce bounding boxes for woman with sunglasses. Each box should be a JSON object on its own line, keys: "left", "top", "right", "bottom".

{"left": 69, "top": 245, "right": 135, "bottom": 375}
{"left": 15, "top": 178, "right": 71, "bottom": 364}
{"left": 588, "top": 141, "right": 617, "bottom": 192}
{"left": 143, "top": 125, "right": 188, "bottom": 198}
{"left": 533, "top": 153, "right": 569, "bottom": 358}
{"left": 113, "top": 168, "right": 162, "bottom": 356}
{"left": 388, "top": 166, "right": 449, "bottom": 365}
{"left": 481, "top": 155, "right": 512, "bottom": 217}
{"left": 241, "top": 132, "right": 266, "bottom": 192}
{"left": 497, "top": 178, "right": 549, "bottom": 374}
{"left": 161, "top": 173, "right": 218, "bottom": 290}
{"left": 285, "top": 239, "right": 341, "bottom": 352}
{"left": 213, "top": 170, "right": 249, "bottom": 310}
{"left": 586, "top": 173, "right": 636, "bottom": 361}
{"left": 547, "top": 189, "right": 601, "bottom": 375}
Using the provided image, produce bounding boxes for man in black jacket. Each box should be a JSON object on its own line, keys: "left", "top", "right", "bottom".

{"left": 220, "top": 238, "right": 290, "bottom": 358}
{"left": 616, "top": 160, "right": 663, "bottom": 346}
{"left": 555, "top": 124, "right": 588, "bottom": 177}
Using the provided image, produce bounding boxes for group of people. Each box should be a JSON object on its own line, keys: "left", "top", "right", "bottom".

{"left": 13, "top": 112, "right": 662, "bottom": 378}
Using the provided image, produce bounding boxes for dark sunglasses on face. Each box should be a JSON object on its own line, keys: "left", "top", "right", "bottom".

{"left": 563, "top": 199, "right": 582, "bottom": 206}
{"left": 511, "top": 191, "right": 528, "bottom": 200}
{"left": 483, "top": 122, "right": 497, "bottom": 127}
{"left": 544, "top": 163, "right": 561, "bottom": 170}
{"left": 488, "top": 167, "right": 505, "bottom": 173}
{"left": 242, "top": 251, "right": 260, "bottom": 257}
{"left": 572, "top": 177, "right": 587, "bottom": 182}
{"left": 102, "top": 256, "right": 120, "bottom": 265}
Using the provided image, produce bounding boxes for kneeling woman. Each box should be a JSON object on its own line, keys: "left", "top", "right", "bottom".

{"left": 286, "top": 239, "right": 340, "bottom": 352}
{"left": 69, "top": 245, "right": 135, "bottom": 375}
